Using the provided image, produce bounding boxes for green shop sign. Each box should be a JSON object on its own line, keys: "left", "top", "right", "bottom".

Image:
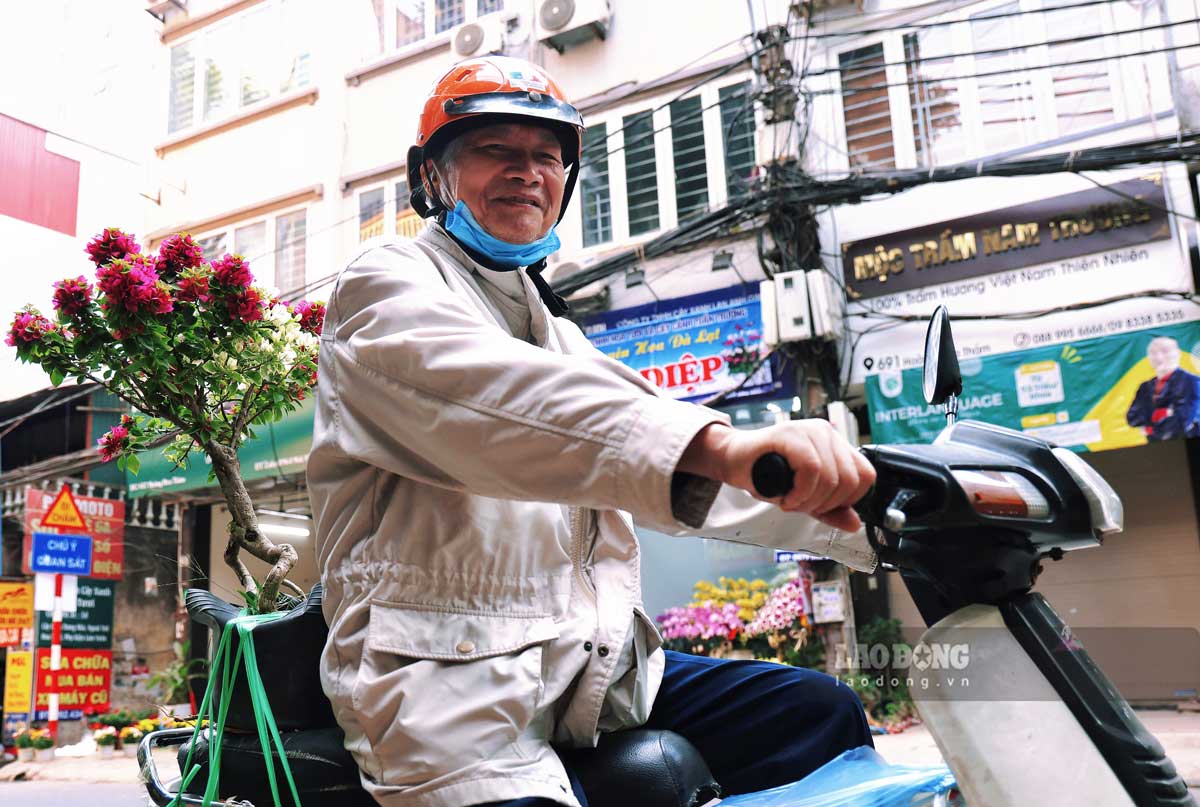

{"left": 127, "top": 397, "right": 315, "bottom": 498}
{"left": 866, "top": 322, "right": 1200, "bottom": 452}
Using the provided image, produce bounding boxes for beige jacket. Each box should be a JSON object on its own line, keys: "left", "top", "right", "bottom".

{"left": 307, "top": 223, "right": 877, "bottom": 807}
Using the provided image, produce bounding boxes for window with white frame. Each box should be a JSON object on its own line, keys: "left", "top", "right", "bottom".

{"left": 356, "top": 175, "right": 420, "bottom": 243}
{"left": 580, "top": 77, "right": 759, "bottom": 248}
{"left": 192, "top": 207, "right": 308, "bottom": 294}
{"left": 167, "top": 0, "right": 311, "bottom": 135}
{"left": 670, "top": 96, "right": 709, "bottom": 222}
{"left": 580, "top": 124, "right": 613, "bottom": 247}
{"left": 363, "top": 0, "right": 504, "bottom": 56}
{"left": 720, "top": 81, "right": 756, "bottom": 200}
{"left": 836, "top": 0, "right": 1132, "bottom": 170}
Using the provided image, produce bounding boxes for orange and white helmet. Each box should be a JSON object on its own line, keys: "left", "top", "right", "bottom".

{"left": 407, "top": 55, "right": 585, "bottom": 223}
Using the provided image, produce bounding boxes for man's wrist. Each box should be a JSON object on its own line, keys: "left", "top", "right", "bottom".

{"left": 677, "top": 423, "right": 733, "bottom": 483}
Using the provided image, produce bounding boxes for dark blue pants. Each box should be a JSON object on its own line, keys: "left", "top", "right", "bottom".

{"left": 479, "top": 649, "right": 873, "bottom": 806}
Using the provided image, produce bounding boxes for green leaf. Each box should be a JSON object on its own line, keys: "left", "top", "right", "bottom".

{"left": 48, "top": 368, "right": 64, "bottom": 387}
{"left": 115, "top": 455, "right": 126, "bottom": 471}
{"left": 125, "top": 454, "right": 141, "bottom": 475}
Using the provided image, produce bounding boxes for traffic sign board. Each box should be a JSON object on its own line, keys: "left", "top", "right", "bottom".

{"left": 41, "top": 487, "right": 87, "bottom": 530}
{"left": 30, "top": 533, "right": 92, "bottom": 576}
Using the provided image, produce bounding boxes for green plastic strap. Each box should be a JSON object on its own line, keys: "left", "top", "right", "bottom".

{"left": 169, "top": 609, "right": 303, "bottom": 807}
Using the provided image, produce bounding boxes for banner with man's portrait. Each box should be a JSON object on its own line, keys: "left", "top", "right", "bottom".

{"left": 865, "top": 321, "right": 1200, "bottom": 452}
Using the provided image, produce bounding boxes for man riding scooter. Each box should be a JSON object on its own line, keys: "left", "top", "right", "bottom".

{"left": 307, "top": 55, "right": 879, "bottom": 807}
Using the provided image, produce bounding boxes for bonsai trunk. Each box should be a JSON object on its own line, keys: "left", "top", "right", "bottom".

{"left": 206, "top": 441, "right": 298, "bottom": 613}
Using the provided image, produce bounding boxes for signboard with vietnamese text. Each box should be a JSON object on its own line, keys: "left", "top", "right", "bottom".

{"left": 0, "top": 581, "right": 34, "bottom": 631}
{"left": 3, "top": 650, "right": 34, "bottom": 714}
{"left": 33, "top": 648, "right": 112, "bottom": 721}
{"left": 582, "top": 284, "right": 793, "bottom": 404}
{"left": 865, "top": 320, "right": 1200, "bottom": 453}
{"left": 841, "top": 176, "right": 1170, "bottom": 300}
{"left": 23, "top": 488, "right": 124, "bottom": 580}
{"left": 840, "top": 174, "right": 1195, "bottom": 388}
{"left": 30, "top": 532, "right": 92, "bottom": 576}
{"left": 128, "top": 395, "right": 315, "bottom": 498}
{"left": 35, "top": 578, "right": 114, "bottom": 649}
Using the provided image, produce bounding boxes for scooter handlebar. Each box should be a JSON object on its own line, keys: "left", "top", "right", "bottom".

{"left": 751, "top": 451, "right": 795, "bottom": 499}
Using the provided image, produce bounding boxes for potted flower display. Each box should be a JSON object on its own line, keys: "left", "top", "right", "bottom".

{"left": 30, "top": 729, "right": 54, "bottom": 762}
{"left": 13, "top": 728, "right": 34, "bottom": 762}
{"left": 119, "top": 725, "right": 143, "bottom": 757}
{"left": 93, "top": 726, "right": 118, "bottom": 759}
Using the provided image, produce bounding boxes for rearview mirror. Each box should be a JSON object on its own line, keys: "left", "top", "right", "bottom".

{"left": 922, "top": 306, "right": 963, "bottom": 406}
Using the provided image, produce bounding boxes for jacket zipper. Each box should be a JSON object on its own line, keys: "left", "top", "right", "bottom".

{"left": 569, "top": 506, "right": 597, "bottom": 603}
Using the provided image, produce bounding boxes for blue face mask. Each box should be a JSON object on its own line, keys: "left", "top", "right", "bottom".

{"left": 443, "top": 200, "right": 561, "bottom": 269}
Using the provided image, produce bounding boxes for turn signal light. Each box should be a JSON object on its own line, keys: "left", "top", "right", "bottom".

{"left": 951, "top": 469, "right": 1050, "bottom": 519}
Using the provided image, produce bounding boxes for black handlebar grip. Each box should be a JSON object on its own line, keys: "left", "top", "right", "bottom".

{"left": 752, "top": 452, "right": 793, "bottom": 499}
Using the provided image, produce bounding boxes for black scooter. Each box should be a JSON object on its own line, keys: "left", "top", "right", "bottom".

{"left": 142, "top": 307, "right": 1197, "bottom": 806}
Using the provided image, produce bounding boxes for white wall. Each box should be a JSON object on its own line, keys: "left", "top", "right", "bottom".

{"left": 0, "top": 1, "right": 160, "bottom": 402}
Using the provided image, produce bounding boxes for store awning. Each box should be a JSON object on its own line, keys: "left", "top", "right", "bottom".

{"left": 127, "top": 397, "right": 315, "bottom": 499}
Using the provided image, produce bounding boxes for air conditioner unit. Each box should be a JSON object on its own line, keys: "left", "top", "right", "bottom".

{"left": 536, "top": 0, "right": 610, "bottom": 53}
{"left": 451, "top": 14, "right": 506, "bottom": 58}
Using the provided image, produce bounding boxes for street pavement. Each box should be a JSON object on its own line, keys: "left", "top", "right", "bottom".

{"left": 1, "top": 710, "right": 1198, "bottom": 802}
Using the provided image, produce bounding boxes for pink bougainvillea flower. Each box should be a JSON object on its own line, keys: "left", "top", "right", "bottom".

{"left": 97, "top": 424, "right": 129, "bottom": 462}
{"left": 97, "top": 256, "right": 172, "bottom": 315}
{"left": 291, "top": 300, "right": 325, "bottom": 335}
{"left": 228, "top": 287, "right": 265, "bottom": 322}
{"left": 85, "top": 228, "right": 141, "bottom": 268}
{"left": 5, "top": 308, "right": 56, "bottom": 347}
{"left": 155, "top": 233, "right": 204, "bottom": 278}
{"left": 211, "top": 254, "right": 254, "bottom": 289}
{"left": 176, "top": 266, "right": 212, "bottom": 303}
{"left": 52, "top": 276, "right": 94, "bottom": 317}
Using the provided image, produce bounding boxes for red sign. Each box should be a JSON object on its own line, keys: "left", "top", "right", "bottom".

{"left": 41, "top": 486, "right": 87, "bottom": 530}
{"left": 23, "top": 489, "right": 125, "bottom": 579}
{"left": 0, "top": 581, "right": 35, "bottom": 631}
{"left": 34, "top": 648, "right": 112, "bottom": 714}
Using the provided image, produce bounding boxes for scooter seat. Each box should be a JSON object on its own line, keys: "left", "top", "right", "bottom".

{"left": 177, "top": 726, "right": 720, "bottom": 807}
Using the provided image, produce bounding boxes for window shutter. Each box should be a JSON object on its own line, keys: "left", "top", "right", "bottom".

{"left": 839, "top": 43, "right": 896, "bottom": 169}
{"left": 622, "top": 111, "right": 660, "bottom": 236}
{"left": 168, "top": 42, "right": 195, "bottom": 134}
{"left": 276, "top": 210, "right": 308, "bottom": 293}
{"left": 580, "top": 123, "right": 613, "bottom": 247}
{"left": 670, "top": 95, "right": 709, "bottom": 222}
{"left": 720, "top": 81, "right": 755, "bottom": 200}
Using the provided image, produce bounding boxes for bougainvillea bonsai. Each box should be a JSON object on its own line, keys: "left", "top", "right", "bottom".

{"left": 7, "top": 228, "right": 324, "bottom": 612}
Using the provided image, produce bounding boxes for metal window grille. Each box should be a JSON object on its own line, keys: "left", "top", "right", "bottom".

{"left": 670, "top": 95, "right": 709, "bottom": 222}
{"left": 622, "top": 111, "right": 660, "bottom": 236}
{"left": 581, "top": 123, "right": 612, "bottom": 247}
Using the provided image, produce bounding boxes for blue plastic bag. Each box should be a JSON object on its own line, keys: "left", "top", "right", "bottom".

{"left": 718, "top": 746, "right": 959, "bottom": 807}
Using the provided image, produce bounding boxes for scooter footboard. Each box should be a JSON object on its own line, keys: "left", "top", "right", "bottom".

{"left": 909, "top": 601, "right": 1194, "bottom": 807}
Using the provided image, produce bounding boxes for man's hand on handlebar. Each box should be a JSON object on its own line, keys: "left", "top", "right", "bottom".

{"left": 678, "top": 421, "right": 876, "bottom": 532}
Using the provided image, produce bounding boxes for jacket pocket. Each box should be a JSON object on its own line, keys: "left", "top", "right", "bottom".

{"left": 364, "top": 600, "right": 560, "bottom": 661}
{"left": 350, "top": 602, "right": 561, "bottom": 785}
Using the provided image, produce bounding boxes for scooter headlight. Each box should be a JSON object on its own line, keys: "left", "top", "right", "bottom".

{"left": 951, "top": 469, "right": 1051, "bottom": 519}
{"left": 1051, "top": 447, "right": 1124, "bottom": 536}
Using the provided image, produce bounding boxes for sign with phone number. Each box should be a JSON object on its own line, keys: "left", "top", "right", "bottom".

{"left": 866, "top": 320, "right": 1200, "bottom": 453}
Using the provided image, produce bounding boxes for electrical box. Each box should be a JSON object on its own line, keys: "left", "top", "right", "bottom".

{"left": 758, "top": 279, "right": 779, "bottom": 349}
{"left": 774, "top": 270, "right": 812, "bottom": 343}
{"left": 806, "top": 270, "right": 843, "bottom": 340}
{"left": 827, "top": 400, "right": 860, "bottom": 446}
